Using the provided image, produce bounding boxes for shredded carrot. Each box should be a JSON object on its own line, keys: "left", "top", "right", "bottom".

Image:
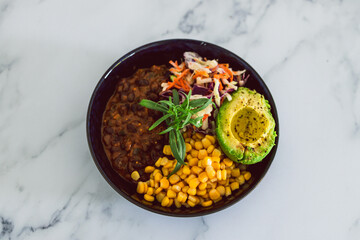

{"left": 219, "top": 64, "right": 233, "bottom": 82}
{"left": 202, "top": 114, "right": 209, "bottom": 121}
{"left": 192, "top": 70, "right": 209, "bottom": 79}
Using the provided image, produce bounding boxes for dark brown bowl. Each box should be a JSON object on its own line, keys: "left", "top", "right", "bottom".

{"left": 86, "top": 39, "right": 279, "bottom": 217}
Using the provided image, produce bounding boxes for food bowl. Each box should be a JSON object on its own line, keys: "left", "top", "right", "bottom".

{"left": 86, "top": 39, "right": 279, "bottom": 217}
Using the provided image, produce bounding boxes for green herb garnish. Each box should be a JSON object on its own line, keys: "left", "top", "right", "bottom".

{"left": 139, "top": 89, "right": 213, "bottom": 177}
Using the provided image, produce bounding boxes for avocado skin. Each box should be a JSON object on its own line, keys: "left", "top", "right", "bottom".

{"left": 215, "top": 87, "right": 276, "bottom": 164}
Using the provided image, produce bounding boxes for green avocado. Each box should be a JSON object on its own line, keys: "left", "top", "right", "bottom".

{"left": 216, "top": 87, "right": 276, "bottom": 164}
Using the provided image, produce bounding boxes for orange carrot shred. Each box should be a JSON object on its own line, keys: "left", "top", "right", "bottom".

{"left": 219, "top": 64, "right": 233, "bottom": 82}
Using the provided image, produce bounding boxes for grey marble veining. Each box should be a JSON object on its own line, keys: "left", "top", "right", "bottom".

{"left": 0, "top": 0, "right": 360, "bottom": 239}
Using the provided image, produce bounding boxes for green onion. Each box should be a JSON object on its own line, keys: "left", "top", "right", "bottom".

{"left": 139, "top": 89, "right": 213, "bottom": 177}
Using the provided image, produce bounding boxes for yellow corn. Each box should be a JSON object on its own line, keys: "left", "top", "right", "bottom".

{"left": 201, "top": 157, "right": 212, "bottom": 168}
{"left": 155, "top": 187, "right": 163, "bottom": 195}
{"left": 209, "top": 189, "right": 221, "bottom": 200}
{"left": 237, "top": 175, "right": 245, "bottom": 185}
{"left": 161, "top": 196, "right": 170, "bottom": 207}
{"left": 188, "top": 157, "right": 198, "bottom": 166}
{"left": 131, "top": 171, "right": 140, "bottom": 181}
{"left": 195, "top": 132, "right": 204, "bottom": 139}
{"left": 154, "top": 172, "right": 162, "bottom": 182}
{"left": 155, "top": 158, "right": 162, "bottom": 167}
{"left": 207, "top": 145, "right": 215, "bottom": 154}
{"left": 198, "top": 172, "right": 208, "bottom": 183}
{"left": 169, "top": 174, "right": 180, "bottom": 184}
{"left": 212, "top": 161, "right": 220, "bottom": 170}
{"left": 205, "top": 135, "right": 216, "bottom": 144}
{"left": 137, "top": 182, "right": 145, "bottom": 194}
{"left": 230, "top": 182, "right": 240, "bottom": 191}
{"left": 161, "top": 168, "right": 169, "bottom": 177}
{"left": 198, "top": 182, "right": 207, "bottom": 190}
{"left": 231, "top": 168, "right": 240, "bottom": 177}
{"left": 160, "top": 157, "right": 169, "bottom": 166}
{"left": 197, "top": 189, "right": 207, "bottom": 196}
{"left": 189, "top": 178, "right": 200, "bottom": 189}
{"left": 194, "top": 141, "right": 203, "bottom": 150}
{"left": 201, "top": 138, "right": 211, "bottom": 149}
{"left": 167, "top": 198, "right": 173, "bottom": 207}
{"left": 190, "top": 149, "right": 198, "bottom": 158}
{"left": 185, "top": 137, "right": 191, "bottom": 143}
{"left": 189, "top": 139, "right": 195, "bottom": 147}
{"left": 187, "top": 188, "right": 197, "bottom": 196}
{"left": 201, "top": 200, "right": 213, "bottom": 207}
{"left": 216, "top": 186, "right": 225, "bottom": 196}
{"left": 174, "top": 199, "right": 182, "bottom": 208}
{"left": 185, "top": 143, "right": 192, "bottom": 152}
{"left": 163, "top": 160, "right": 173, "bottom": 169}
{"left": 183, "top": 165, "right": 191, "bottom": 175}
{"left": 206, "top": 165, "right": 216, "bottom": 179}
{"left": 160, "top": 178, "right": 169, "bottom": 189}
{"left": 244, "top": 171, "right": 252, "bottom": 181}
{"left": 198, "top": 149, "right": 207, "bottom": 160}
{"left": 163, "top": 145, "right": 172, "bottom": 156}
{"left": 223, "top": 158, "right": 233, "bottom": 167}
{"left": 182, "top": 185, "right": 189, "bottom": 193}
{"left": 212, "top": 148, "right": 221, "bottom": 157}
{"left": 172, "top": 184, "right": 181, "bottom": 193}
{"left": 149, "top": 179, "right": 155, "bottom": 187}
{"left": 144, "top": 166, "right": 155, "bottom": 173}
{"left": 216, "top": 170, "right": 222, "bottom": 181}
{"left": 146, "top": 187, "right": 154, "bottom": 196}
{"left": 144, "top": 194, "right": 154, "bottom": 202}
{"left": 188, "top": 199, "right": 196, "bottom": 207}
{"left": 177, "top": 181, "right": 185, "bottom": 188}
{"left": 221, "top": 169, "right": 227, "bottom": 180}
{"left": 167, "top": 189, "right": 177, "bottom": 198}
{"left": 188, "top": 195, "right": 198, "bottom": 203}
{"left": 191, "top": 166, "right": 202, "bottom": 175}
{"left": 156, "top": 192, "right": 166, "bottom": 202}
{"left": 225, "top": 186, "right": 232, "bottom": 197}
{"left": 177, "top": 191, "right": 188, "bottom": 203}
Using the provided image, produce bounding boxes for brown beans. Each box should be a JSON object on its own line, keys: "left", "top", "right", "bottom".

{"left": 103, "top": 135, "right": 111, "bottom": 145}
{"left": 127, "top": 92, "right": 135, "bottom": 102}
{"left": 127, "top": 124, "right": 137, "bottom": 133}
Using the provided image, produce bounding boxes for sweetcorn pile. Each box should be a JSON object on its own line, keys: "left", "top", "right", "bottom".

{"left": 131, "top": 132, "right": 251, "bottom": 208}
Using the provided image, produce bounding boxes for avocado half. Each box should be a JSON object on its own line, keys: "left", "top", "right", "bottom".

{"left": 216, "top": 87, "right": 276, "bottom": 164}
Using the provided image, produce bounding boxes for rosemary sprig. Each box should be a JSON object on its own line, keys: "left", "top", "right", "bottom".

{"left": 139, "top": 89, "right": 213, "bottom": 177}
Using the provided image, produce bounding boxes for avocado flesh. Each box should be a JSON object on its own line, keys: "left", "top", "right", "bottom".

{"left": 216, "top": 87, "right": 276, "bottom": 164}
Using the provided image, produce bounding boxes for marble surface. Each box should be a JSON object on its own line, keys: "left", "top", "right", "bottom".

{"left": 0, "top": 0, "right": 359, "bottom": 239}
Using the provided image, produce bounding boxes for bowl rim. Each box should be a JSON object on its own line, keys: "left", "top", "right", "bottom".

{"left": 86, "top": 38, "right": 279, "bottom": 217}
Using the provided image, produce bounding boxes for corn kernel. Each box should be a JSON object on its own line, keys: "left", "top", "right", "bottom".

{"left": 188, "top": 195, "right": 198, "bottom": 203}
{"left": 188, "top": 157, "right": 198, "bottom": 166}
{"left": 198, "top": 182, "right": 207, "bottom": 190}
{"left": 188, "top": 199, "right": 196, "bottom": 207}
{"left": 163, "top": 145, "right": 172, "bottom": 156}
{"left": 244, "top": 172, "right": 252, "bottom": 181}
{"left": 167, "top": 198, "right": 174, "bottom": 207}
{"left": 191, "top": 166, "right": 202, "bottom": 175}
{"left": 131, "top": 171, "right": 140, "bottom": 181}
{"left": 144, "top": 194, "right": 154, "bottom": 202}
{"left": 155, "top": 187, "right": 163, "bottom": 194}
{"left": 216, "top": 186, "right": 225, "bottom": 196}
{"left": 161, "top": 196, "right": 170, "bottom": 207}
{"left": 154, "top": 172, "right": 162, "bottom": 182}
{"left": 190, "top": 149, "right": 199, "bottom": 158}
{"left": 180, "top": 174, "right": 187, "bottom": 179}
{"left": 156, "top": 192, "right": 166, "bottom": 202}
{"left": 218, "top": 180, "right": 227, "bottom": 185}
{"left": 237, "top": 175, "right": 245, "bottom": 185}
{"left": 182, "top": 185, "right": 189, "bottom": 193}
{"left": 230, "top": 182, "right": 240, "bottom": 191}
{"left": 144, "top": 166, "right": 155, "bottom": 173}
{"left": 172, "top": 184, "right": 181, "bottom": 193}
{"left": 221, "top": 169, "right": 227, "bottom": 180}
{"left": 178, "top": 181, "right": 185, "bottom": 188}
{"left": 162, "top": 168, "right": 169, "bottom": 177}
{"left": 198, "top": 149, "right": 207, "bottom": 160}
{"left": 185, "top": 143, "right": 192, "bottom": 152}
{"left": 187, "top": 188, "right": 197, "bottom": 196}
{"left": 195, "top": 132, "right": 204, "bottom": 139}
{"left": 189, "top": 178, "right": 200, "bottom": 189}
{"left": 160, "top": 157, "right": 169, "bottom": 166}
{"left": 147, "top": 187, "right": 154, "bottom": 196}
{"left": 174, "top": 199, "right": 182, "bottom": 208}
{"left": 205, "top": 135, "right": 216, "bottom": 144}
{"left": 160, "top": 178, "right": 170, "bottom": 189}
{"left": 137, "top": 182, "right": 145, "bottom": 194}
{"left": 194, "top": 141, "right": 203, "bottom": 150}
{"left": 149, "top": 179, "right": 155, "bottom": 187}
{"left": 185, "top": 137, "right": 191, "bottom": 143}
{"left": 201, "top": 157, "right": 212, "bottom": 168}
{"left": 197, "top": 189, "right": 207, "bottom": 196}
{"left": 169, "top": 174, "right": 180, "bottom": 184}
{"left": 223, "top": 158, "right": 233, "bottom": 167}
{"left": 190, "top": 139, "right": 195, "bottom": 147}
{"left": 212, "top": 161, "right": 220, "bottom": 170}
{"left": 209, "top": 189, "right": 221, "bottom": 200}
{"left": 231, "top": 168, "right": 240, "bottom": 177}
{"left": 167, "top": 189, "right": 177, "bottom": 198}
{"left": 177, "top": 192, "right": 188, "bottom": 203}
{"left": 212, "top": 148, "right": 221, "bottom": 157}
{"left": 201, "top": 138, "right": 211, "bottom": 149}
{"left": 212, "top": 157, "right": 221, "bottom": 162}
{"left": 206, "top": 165, "right": 216, "bottom": 179}
{"left": 213, "top": 196, "right": 222, "bottom": 203}
{"left": 155, "top": 158, "right": 162, "bottom": 167}
{"left": 163, "top": 160, "right": 174, "bottom": 169}
{"left": 201, "top": 200, "right": 213, "bottom": 207}
{"left": 198, "top": 172, "right": 208, "bottom": 183}
{"left": 183, "top": 165, "right": 191, "bottom": 175}
{"left": 225, "top": 186, "right": 232, "bottom": 197}
{"left": 216, "top": 170, "right": 222, "bottom": 180}
{"left": 207, "top": 145, "right": 215, "bottom": 154}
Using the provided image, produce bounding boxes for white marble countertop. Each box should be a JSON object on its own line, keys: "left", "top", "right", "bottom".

{"left": 1, "top": 0, "right": 360, "bottom": 239}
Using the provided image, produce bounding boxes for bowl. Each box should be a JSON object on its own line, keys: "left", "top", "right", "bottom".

{"left": 87, "top": 39, "right": 279, "bottom": 217}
